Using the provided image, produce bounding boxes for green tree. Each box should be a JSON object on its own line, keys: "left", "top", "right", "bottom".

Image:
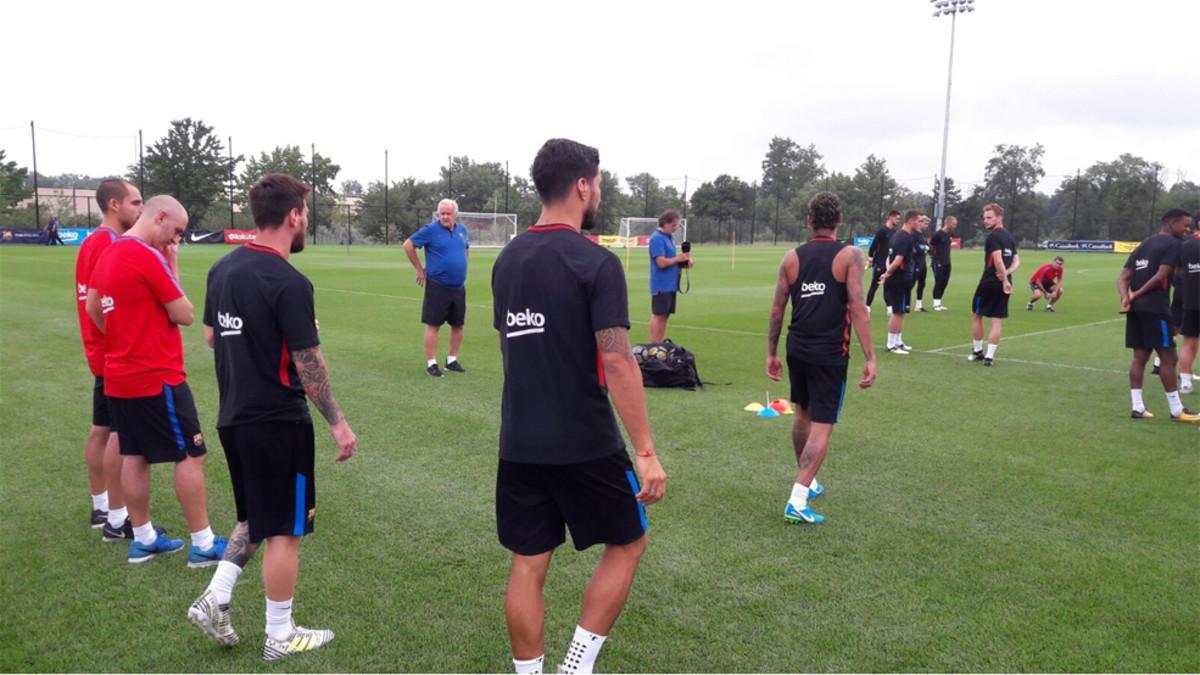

{"left": 0, "top": 150, "right": 31, "bottom": 211}
{"left": 839, "top": 155, "right": 899, "bottom": 237}
{"left": 760, "top": 138, "right": 825, "bottom": 241}
{"left": 690, "top": 174, "right": 754, "bottom": 242}
{"left": 1044, "top": 154, "right": 1165, "bottom": 241}
{"left": 980, "top": 143, "right": 1046, "bottom": 244}
{"left": 441, "top": 156, "right": 507, "bottom": 212}
{"left": 238, "top": 145, "right": 340, "bottom": 236}
{"left": 129, "top": 118, "right": 237, "bottom": 229}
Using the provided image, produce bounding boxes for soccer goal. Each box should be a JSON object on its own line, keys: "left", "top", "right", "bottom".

{"left": 433, "top": 211, "right": 518, "bottom": 247}
{"left": 619, "top": 217, "right": 686, "bottom": 247}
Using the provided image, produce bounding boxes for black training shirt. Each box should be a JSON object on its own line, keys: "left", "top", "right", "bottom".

{"left": 492, "top": 225, "right": 629, "bottom": 465}
{"left": 930, "top": 229, "right": 953, "bottom": 266}
{"left": 978, "top": 228, "right": 1018, "bottom": 286}
{"left": 869, "top": 226, "right": 893, "bottom": 270}
{"left": 204, "top": 243, "right": 319, "bottom": 428}
{"left": 886, "top": 229, "right": 915, "bottom": 284}
{"left": 1124, "top": 233, "right": 1181, "bottom": 315}
{"left": 912, "top": 231, "right": 928, "bottom": 270}
{"left": 787, "top": 238, "right": 851, "bottom": 365}
{"left": 1181, "top": 234, "right": 1200, "bottom": 311}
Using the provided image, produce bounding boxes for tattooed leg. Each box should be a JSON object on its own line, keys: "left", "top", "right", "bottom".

{"left": 223, "top": 521, "right": 260, "bottom": 569}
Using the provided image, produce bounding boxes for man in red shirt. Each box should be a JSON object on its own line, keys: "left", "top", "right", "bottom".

{"left": 75, "top": 179, "right": 142, "bottom": 537}
{"left": 86, "top": 195, "right": 227, "bottom": 565}
{"left": 1027, "top": 256, "right": 1065, "bottom": 312}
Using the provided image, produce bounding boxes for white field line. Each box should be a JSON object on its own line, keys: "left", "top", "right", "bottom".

{"left": 919, "top": 349, "right": 1127, "bottom": 375}
{"left": 927, "top": 317, "right": 1123, "bottom": 353}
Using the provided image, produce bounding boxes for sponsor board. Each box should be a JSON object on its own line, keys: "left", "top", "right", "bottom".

{"left": 0, "top": 228, "right": 50, "bottom": 245}
{"left": 950, "top": 237, "right": 961, "bottom": 249}
{"left": 854, "top": 236, "right": 873, "bottom": 248}
{"left": 224, "top": 229, "right": 257, "bottom": 244}
{"left": 1113, "top": 241, "right": 1139, "bottom": 254}
{"left": 1046, "top": 240, "right": 1115, "bottom": 253}
{"left": 58, "top": 228, "right": 95, "bottom": 245}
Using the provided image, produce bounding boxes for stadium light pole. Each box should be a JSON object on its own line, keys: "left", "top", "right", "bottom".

{"left": 931, "top": 0, "right": 975, "bottom": 231}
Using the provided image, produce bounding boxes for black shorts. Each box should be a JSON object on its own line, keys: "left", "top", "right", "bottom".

{"left": 218, "top": 421, "right": 316, "bottom": 544}
{"left": 422, "top": 280, "right": 466, "bottom": 327}
{"left": 972, "top": 282, "right": 1010, "bottom": 318}
{"left": 1126, "top": 311, "right": 1176, "bottom": 350}
{"left": 92, "top": 376, "right": 115, "bottom": 429}
{"left": 1181, "top": 309, "right": 1200, "bottom": 338}
{"left": 496, "top": 451, "right": 647, "bottom": 556}
{"left": 1170, "top": 298, "right": 1183, "bottom": 329}
{"left": 883, "top": 281, "right": 911, "bottom": 314}
{"left": 786, "top": 356, "right": 848, "bottom": 424}
{"left": 1029, "top": 282, "right": 1057, "bottom": 294}
{"left": 110, "top": 382, "right": 207, "bottom": 464}
{"left": 651, "top": 291, "right": 677, "bottom": 316}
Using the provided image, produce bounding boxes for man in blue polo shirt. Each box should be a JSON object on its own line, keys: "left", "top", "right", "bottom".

{"left": 648, "top": 209, "right": 692, "bottom": 342}
{"left": 404, "top": 198, "right": 471, "bottom": 377}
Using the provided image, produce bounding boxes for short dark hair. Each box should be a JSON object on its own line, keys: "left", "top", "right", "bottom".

{"left": 658, "top": 209, "right": 681, "bottom": 228}
{"left": 1162, "top": 208, "right": 1191, "bottom": 225}
{"left": 96, "top": 179, "right": 131, "bottom": 214}
{"left": 1054, "top": 256, "right": 1065, "bottom": 263}
{"left": 903, "top": 209, "right": 923, "bottom": 224}
{"left": 888, "top": 209, "right": 901, "bottom": 218}
{"left": 808, "top": 192, "right": 841, "bottom": 230}
{"left": 249, "top": 173, "right": 310, "bottom": 229}
{"left": 530, "top": 138, "right": 600, "bottom": 203}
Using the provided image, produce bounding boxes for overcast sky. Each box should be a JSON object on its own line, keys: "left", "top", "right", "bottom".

{"left": 4, "top": 0, "right": 1197, "bottom": 198}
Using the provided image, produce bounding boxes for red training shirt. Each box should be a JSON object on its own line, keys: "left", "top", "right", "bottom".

{"left": 1030, "top": 263, "right": 1063, "bottom": 286}
{"left": 89, "top": 236, "right": 188, "bottom": 398}
{"left": 74, "top": 227, "right": 120, "bottom": 376}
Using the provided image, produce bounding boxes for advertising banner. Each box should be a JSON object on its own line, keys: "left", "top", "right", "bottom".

{"left": 0, "top": 228, "right": 50, "bottom": 245}
{"left": 1046, "top": 240, "right": 1115, "bottom": 253}
{"left": 854, "top": 236, "right": 873, "bottom": 248}
{"left": 1113, "top": 241, "right": 1139, "bottom": 254}
{"left": 58, "top": 228, "right": 95, "bottom": 245}
{"left": 950, "top": 237, "right": 961, "bottom": 249}
{"left": 223, "top": 229, "right": 256, "bottom": 244}
{"left": 186, "top": 230, "right": 226, "bottom": 244}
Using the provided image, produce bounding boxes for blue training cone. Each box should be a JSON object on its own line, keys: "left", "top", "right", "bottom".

{"left": 757, "top": 407, "right": 782, "bottom": 418}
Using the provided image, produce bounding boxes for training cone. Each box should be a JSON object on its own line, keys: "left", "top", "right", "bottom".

{"left": 770, "top": 399, "right": 792, "bottom": 414}
{"left": 744, "top": 402, "right": 765, "bottom": 412}
{"left": 757, "top": 407, "right": 781, "bottom": 418}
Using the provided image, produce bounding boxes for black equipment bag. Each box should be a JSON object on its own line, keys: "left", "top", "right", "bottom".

{"left": 634, "top": 340, "right": 703, "bottom": 390}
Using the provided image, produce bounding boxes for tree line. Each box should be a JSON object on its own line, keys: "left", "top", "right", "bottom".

{"left": 2, "top": 118, "right": 1196, "bottom": 246}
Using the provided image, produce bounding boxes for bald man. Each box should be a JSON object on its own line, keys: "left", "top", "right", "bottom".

{"left": 404, "top": 199, "right": 471, "bottom": 377}
{"left": 87, "top": 196, "right": 227, "bottom": 566}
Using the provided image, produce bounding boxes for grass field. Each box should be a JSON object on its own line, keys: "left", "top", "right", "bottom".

{"left": 1, "top": 240, "right": 1197, "bottom": 673}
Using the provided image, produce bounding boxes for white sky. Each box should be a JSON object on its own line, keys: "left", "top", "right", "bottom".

{"left": 3, "top": 0, "right": 1197, "bottom": 196}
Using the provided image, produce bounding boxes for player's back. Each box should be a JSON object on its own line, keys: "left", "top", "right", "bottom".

{"left": 788, "top": 238, "right": 850, "bottom": 364}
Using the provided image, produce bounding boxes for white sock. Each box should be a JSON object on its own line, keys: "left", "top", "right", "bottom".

{"left": 934, "top": 299, "right": 942, "bottom": 308}
{"left": 92, "top": 491, "right": 109, "bottom": 511}
{"left": 1166, "top": 391, "right": 1184, "bottom": 417}
{"left": 427, "top": 358, "right": 437, "bottom": 368}
{"left": 560, "top": 625, "right": 606, "bottom": 674}
{"left": 1047, "top": 303, "right": 1054, "bottom": 308}
{"left": 191, "top": 526, "right": 215, "bottom": 550}
{"left": 789, "top": 481, "right": 808, "bottom": 510}
{"left": 107, "top": 506, "right": 128, "bottom": 528}
{"left": 887, "top": 333, "right": 897, "bottom": 348}
{"left": 897, "top": 333, "right": 905, "bottom": 347}
{"left": 513, "top": 655, "right": 544, "bottom": 674}
{"left": 447, "top": 355, "right": 458, "bottom": 364}
{"left": 1182, "top": 373, "right": 1193, "bottom": 388}
{"left": 265, "top": 597, "right": 294, "bottom": 641}
{"left": 207, "top": 560, "right": 244, "bottom": 605}
{"left": 808, "top": 477, "right": 820, "bottom": 491}
{"left": 133, "top": 521, "right": 157, "bottom": 546}
{"left": 986, "top": 343, "right": 998, "bottom": 359}
{"left": 916, "top": 300, "right": 923, "bottom": 309}
{"left": 972, "top": 339, "right": 984, "bottom": 353}
{"left": 1154, "top": 356, "right": 1161, "bottom": 368}
{"left": 1131, "top": 388, "right": 1145, "bottom": 412}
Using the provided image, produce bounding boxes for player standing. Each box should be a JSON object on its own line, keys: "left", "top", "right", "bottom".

{"left": 766, "top": 192, "right": 876, "bottom": 524}
{"left": 187, "top": 174, "right": 358, "bottom": 660}
{"left": 1027, "top": 257, "right": 1065, "bottom": 312}
{"left": 913, "top": 215, "right": 931, "bottom": 312}
{"left": 968, "top": 204, "right": 1020, "bottom": 366}
{"left": 492, "top": 139, "right": 665, "bottom": 674}
{"left": 878, "top": 210, "right": 922, "bottom": 354}
{"left": 1177, "top": 215, "right": 1199, "bottom": 395}
{"left": 865, "top": 210, "right": 900, "bottom": 313}
{"left": 75, "top": 179, "right": 142, "bottom": 537}
{"left": 929, "top": 215, "right": 957, "bottom": 311}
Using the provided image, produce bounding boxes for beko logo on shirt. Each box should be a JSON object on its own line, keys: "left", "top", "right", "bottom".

{"left": 799, "top": 281, "right": 826, "bottom": 299}
{"left": 1004, "top": 248, "right": 1013, "bottom": 257}
{"left": 1187, "top": 262, "right": 1200, "bottom": 273}
{"left": 1135, "top": 258, "right": 1150, "bottom": 271}
{"left": 217, "top": 311, "right": 243, "bottom": 336}
{"left": 505, "top": 308, "right": 545, "bottom": 338}
{"left": 100, "top": 295, "right": 115, "bottom": 313}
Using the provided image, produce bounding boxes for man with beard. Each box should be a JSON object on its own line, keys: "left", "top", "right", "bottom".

{"left": 878, "top": 210, "right": 923, "bottom": 353}
{"left": 865, "top": 209, "right": 900, "bottom": 314}
{"left": 75, "top": 178, "right": 142, "bottom": 537}
{"left": 913, "top": 215, "right": 931, "bottom": 312}
{"left": 188, "top": 173, "right": 359, "bottom": 660}
{"left": 491, "top": 139, "right": 666, "bottom": 674}
{"left": 929, "top": 215, "right": 957, "bottom": 311}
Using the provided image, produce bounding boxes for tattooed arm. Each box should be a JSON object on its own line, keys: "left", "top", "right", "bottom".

{"left": 596, "top": 325, "right": 665, "bottom": 505}
{"left": 291, "top": 345, "right": 357, "bottom": 461}
{"left": 766, "top": 251, "right": 797, "bottom": 381}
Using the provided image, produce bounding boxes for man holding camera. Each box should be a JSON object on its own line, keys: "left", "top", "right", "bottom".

{"left": 648, "top": 209, "right": 692, "bottom": 343}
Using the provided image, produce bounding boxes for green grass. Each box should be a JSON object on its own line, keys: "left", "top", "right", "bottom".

{"left": 1, "top": 242, "right": 1196, "bottom": 672}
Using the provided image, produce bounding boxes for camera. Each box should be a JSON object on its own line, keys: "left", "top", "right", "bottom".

{"left": 681, "top": 241, "right": 691, "bottom": 253}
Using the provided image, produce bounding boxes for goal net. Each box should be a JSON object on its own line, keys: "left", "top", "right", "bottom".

{"left": 619, "top": 217, "right": 687, "bottom": 247}
{"left": 432, "top": 211, "right": 518, "bottom": 247}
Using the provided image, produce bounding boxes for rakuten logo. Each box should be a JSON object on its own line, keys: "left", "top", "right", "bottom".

{"left": 100, "top": 295, "right": 115, "bottom": 314}
{"left": 506, "top": 309, "right": 546, "bottom": 337}
{"left": 218, "top": 311, "right": 244, "bottom": 336}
